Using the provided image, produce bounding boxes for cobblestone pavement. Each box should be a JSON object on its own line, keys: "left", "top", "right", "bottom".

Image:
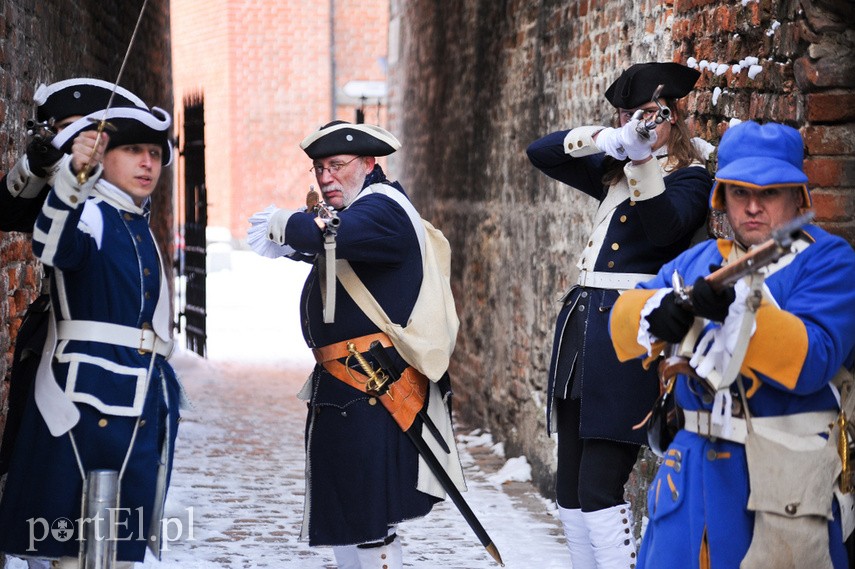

{"left": 137, "top": 350, "right": 572, "bottom": 568}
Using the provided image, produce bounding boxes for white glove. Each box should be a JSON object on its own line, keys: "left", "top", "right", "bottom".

{"left": 594, "top": 127, "right": 628, "bottom": 160}
{"left": 248, "top": 205, "right": 297, "bottom": 259}
{"left": 619, "top": 118, "right": 658, "bottom": 162}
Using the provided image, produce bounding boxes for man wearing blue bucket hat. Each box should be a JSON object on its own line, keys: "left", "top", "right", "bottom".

{"left": 610, "top": 120, "right": 855, "bottom": 568}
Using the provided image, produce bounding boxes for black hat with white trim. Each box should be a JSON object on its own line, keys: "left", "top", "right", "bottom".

{"left": 300, "top": 120, "right": 401, "bottom": 159}
{"left": 51, "top": 106, "right": 173, "bottom": 166}
{"left": 604, "top": 62, "right": 700, "bottom": 109}
{"left": 34, "top": 78, "right": 147, "bottom": 123}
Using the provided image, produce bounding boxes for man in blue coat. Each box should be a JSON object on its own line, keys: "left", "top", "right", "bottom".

{"left": 611, "top": 121, "right": 855, "bottom": 568}
{"left": 0, "top": 98, "right": 182, "bottom": 568}
{"left": 527, "top": 62, "right": 712, "bottom": 567}
{"left": 0, "top": 79, "right": 148, "bottom": 477}
{"left": 248, "top": 121, "right": 464, "bottom": 569}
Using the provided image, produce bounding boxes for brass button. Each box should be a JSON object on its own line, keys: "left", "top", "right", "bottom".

{"left": 629, "top": 179, "right": 638, "bottom": 186}
{"left": 608, "top": 261, "right": 615, "bottom": 268}
{"left": 139, "top": 419, "right": 146, "bottom": 427}
{"left": 143, "top": 268, "right": 151, "bottom": 276}
{"left": 136, "top": 235, "right": 142, "bottom": 242}
{"left": 144, "top": 292, "right": 151, "bottom": 299}
{"left": 785, "top": 503, "right": 798, "bottom": 515}
{"left": 706, "top": 449, "right": 717, "bottom": 461}
{"left": 124, "top": 213, "right": 133, "bottom": 220}
{"left": 70, "top": 195, "right": 78, "bottom": 204}
{"left": 620, "top": 215, "right": 627, "bottom": 223}
{"left": 587, "top": 240, "right": 593, "bottom": 247}
{"left": 633, "top": 190, "right": 641, "bottom": 197}
{"left": 611, "top": 242, "right": 620, "bottom": 251}
{"left": 630, "top": 201, "right": 636, "bottom": 206}
{"left": 98, "top": 418, "right": 108, "bottom": 427}
{"left": 576, "top": 140, "right": 583, "bottom": 148}
{"left": 369, "top": 398, "right": 377, "bottom": 406}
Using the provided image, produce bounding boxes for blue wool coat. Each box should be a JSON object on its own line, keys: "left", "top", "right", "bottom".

{"left": 527, "top": 129, "right": 711, "bottom": 443}
{"left": 0, "top": 160, "right": 181, "bottom": 562}
{"left": 276, "top": 168, "right": 442, "bottom": 546}
{"left": 611, "top": 227, "right": 855, "bottom": 568}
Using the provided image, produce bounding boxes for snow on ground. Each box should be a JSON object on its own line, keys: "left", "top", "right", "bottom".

{"left": 6, "top": 251, "right": 571, "bottom": 568}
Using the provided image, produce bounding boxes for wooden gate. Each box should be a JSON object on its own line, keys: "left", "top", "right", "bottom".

{"left": 176, "top": 93, "right": 207, "bottom": 356}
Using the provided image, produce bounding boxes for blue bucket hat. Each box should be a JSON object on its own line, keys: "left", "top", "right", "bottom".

{"left": 710, "top": 121, "right": 810, "bottom": 210}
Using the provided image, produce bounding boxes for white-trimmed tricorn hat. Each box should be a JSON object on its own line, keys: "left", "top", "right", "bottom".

{"left": 51, "top": 106, "right": 173, "bottom": 166}
{"left": 300, "top": 120, "right": 401, "bottom": 159}
{"left": 33, "top": 78, "right": 147, "bottom": 123}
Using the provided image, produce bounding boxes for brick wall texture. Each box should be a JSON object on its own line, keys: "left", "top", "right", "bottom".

{"left": 386, "top": 0, "right": 855, "bottom": 514}
{"left": 171, "top": 0, "right": 389, "bottom": 237}
{"left": 0, "top": 0, "right": 173, "bottom": 459}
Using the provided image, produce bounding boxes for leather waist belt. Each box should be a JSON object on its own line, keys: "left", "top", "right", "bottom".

{"left": 57, "top": 320, "right": 174, "bottom": 358}
{"left": 313, "top": 333, "right": 427, "bottom": 432}
{"left": 312, "top": 332, "right": 392, "bottom": 363}
{"left": 577, "top": 270, "right": 655, "bottom": 290}
{"left": 683, "top": 409, "right": 837, "bottom": 445}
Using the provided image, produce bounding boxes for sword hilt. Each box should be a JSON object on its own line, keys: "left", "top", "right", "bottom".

{"left": 346, "top": 342, "right": 393, "bottom": 397}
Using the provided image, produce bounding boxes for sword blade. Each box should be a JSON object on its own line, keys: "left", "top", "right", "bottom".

{"left": 365, "top": 341, "right": 503, "bottom": 565}
{"left": 406, "top": 418, "right": 504, "bottom": 566}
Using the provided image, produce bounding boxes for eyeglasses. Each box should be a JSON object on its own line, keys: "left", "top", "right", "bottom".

{"left": 619, "top": 106, "right": 660, "bottom": 123}
{"left": 310, "top": 156, "right": 362, "bottom": 176}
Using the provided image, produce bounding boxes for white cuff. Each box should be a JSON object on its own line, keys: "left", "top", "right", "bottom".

{"left": 563, "top": 126, "right": 607, "bottom": 157}
{"left": 51, "top": 154, "right": 100, "bottom": 208}
{"left": 624, "top": 157, "right": 666, "bottom": 201}
{"left": 6, "top": 155, "right": 48, "bottom": 198}
{"left": 638, "top": 288, "right": 672, "bottom": 355}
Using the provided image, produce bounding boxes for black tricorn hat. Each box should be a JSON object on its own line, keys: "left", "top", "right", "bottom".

{"left": 34, "top": 78, "right": 147, "bottom": 123}
{"left": 604, "top": 62, "right": 700, "bottom": 109}
{"left": 300, "top": 121, "right": 401, "bottom": 159}
{"left": 51, "top": 106, "right": 174, "bottom": 166}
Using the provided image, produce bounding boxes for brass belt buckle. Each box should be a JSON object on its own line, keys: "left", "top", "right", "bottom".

{"left": 138, "top": 323, "right": 152, "bottom": 354}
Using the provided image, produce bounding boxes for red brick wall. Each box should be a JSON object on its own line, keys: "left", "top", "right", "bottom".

{"left": 171, "top": 0, "right": 389, "bottom": 239}
{"left": 0, "top": 0, "right": 173, "bottom": 514}
{"left": 387, "top": 0, "right": 854, "bottom": 500}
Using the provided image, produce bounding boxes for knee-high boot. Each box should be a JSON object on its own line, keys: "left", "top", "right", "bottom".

{"left": 332, "top": 545, "right": 361, "bottom": 569}
{"left": 583, "top": 503, "right": 638, "bottom": 569}
{"left": 557, "top": 506, "right": 597, "bottom": 569}
{"left": 355, "top": 533, "right": 403, "bottom": 569}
